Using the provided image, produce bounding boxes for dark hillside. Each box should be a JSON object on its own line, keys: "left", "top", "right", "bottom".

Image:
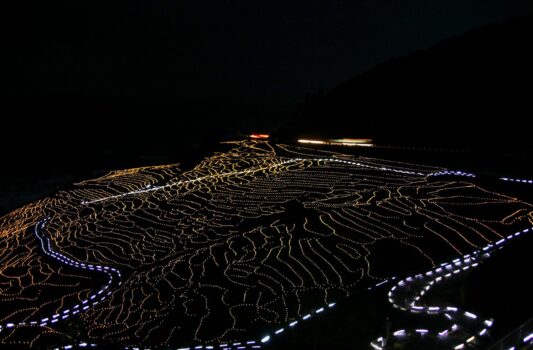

{"left": 276, "top": 15, "right": 533, "bottom": 152}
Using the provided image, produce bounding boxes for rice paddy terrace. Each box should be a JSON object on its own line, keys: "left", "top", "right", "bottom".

{"left": 1, "top": 140, "right": 531, "bottom": 349}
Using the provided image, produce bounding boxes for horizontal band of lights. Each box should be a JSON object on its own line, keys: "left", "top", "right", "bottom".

{"left": 80, "top": 156, "right": 445, "bottom": 205}
{"left": 297, "top": 138, "right": 374, "bottom": 147}
{"left": 52, "top": 342, "right": 97, "bottom": 350}
{"left": 1, "top": 140, "right": 532, "bottom": 349}
{"left": 428, "top": 170, "right": 476, "bottom": 178}
{"left": 370, "top": 226, "right": 533, "bottom": 350}
{"left": 501, "top": 177, "right": 533, "bottom": 184}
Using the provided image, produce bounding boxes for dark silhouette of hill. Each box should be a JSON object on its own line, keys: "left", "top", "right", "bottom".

{"left": 276, "top": 15, "right": 533, "bottom": 153}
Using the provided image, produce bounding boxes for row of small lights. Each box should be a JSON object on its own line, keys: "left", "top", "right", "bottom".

{"left": 79, "top": 137, "right": 532, "bottom": 206}
{"left": 80, "top": 156, "right": 446, "bottom": 205}
{"left": 124, "top": 342, "right": 262, "bottom": 350}
{"left": 80, "top": 159, "right": 302, "bottom": 205}
{"left": 428, "top": 170, "right": 476, "bottom": 178}
{"left": 501, "top": 177, "right": 533, "bottom": 184}
{"left": 370, "top": 226, "right": 533, "bottom": 350}
{"left": 116, "top": 277, "right": 401, "bottom": 350}
{"left": 0, "top": 219, "right": 121, "bottom": 337}
{"left": 84, "top": 152, "right": 533, "bottom": 207}
{"left": 119, "top": 302, "right": 339, "bottom": 350}
{"left": 53, "top": 342, "right": 97, "bottom": 350}
{"left": 252, "top": 277, "right": 409, "bottom": 349}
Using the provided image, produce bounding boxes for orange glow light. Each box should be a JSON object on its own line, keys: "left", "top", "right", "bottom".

{"left": 250, "top": 134, "right": 270, "bottom": 139}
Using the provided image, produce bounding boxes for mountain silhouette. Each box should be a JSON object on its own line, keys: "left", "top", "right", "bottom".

{"left": 276, "top": 15, "right": 533, "bottom": 152}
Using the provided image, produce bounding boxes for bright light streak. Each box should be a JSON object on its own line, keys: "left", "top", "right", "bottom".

{"left": 297, "top": 138, "right": 373, "bottom": 147}
{"left": 331, "top": 138, "right": 372, "bottom": 143}
{"left": 249, "top": 134, "right": 269, "bottom": 139}
{"left": 298, "top": 139, "right": 326, "bottom": 145}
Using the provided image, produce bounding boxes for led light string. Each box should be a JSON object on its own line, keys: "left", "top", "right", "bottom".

{"left": 1, "top": 140, "right": 532, "bottom": 349}
{"left": 0, "top": 219, "right": 121, "bottom": 336}
{"left": 370, "top": 226, "right": 532, "bottom": 350}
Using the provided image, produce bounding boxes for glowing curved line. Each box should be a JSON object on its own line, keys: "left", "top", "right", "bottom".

{"left": 0, "top": 218, "right": 121, "bottom": 335}
{"left": 81, "top": 157, "right": 434, "bottom": 205}
{"left": 370, "top": 226, "right": 532, "bottom": 350}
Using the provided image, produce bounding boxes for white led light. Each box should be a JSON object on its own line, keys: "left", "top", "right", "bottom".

{"left": 261, "top": 335, "right": 270, "bottom": 343}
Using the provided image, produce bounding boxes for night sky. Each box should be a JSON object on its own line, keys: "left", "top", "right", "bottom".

{"left": 4, "top": 1, "right": 531, "bottom": 99}
{"left": 2, "top": 0, "right": 532, "bottom": 172}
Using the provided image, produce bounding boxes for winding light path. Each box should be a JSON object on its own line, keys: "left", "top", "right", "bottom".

{"left": 0, "top": 218, "right": 121, "bottom": 337}
{"left": 370, "top": 226, "right": 533, "bottom": 350}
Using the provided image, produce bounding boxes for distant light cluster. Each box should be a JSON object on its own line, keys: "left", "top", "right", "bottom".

{"left": 297, "top": 138, "right": 373, "bottom": 147}
{"left": 0, "top": 140, "right": 531, "bottom": 349}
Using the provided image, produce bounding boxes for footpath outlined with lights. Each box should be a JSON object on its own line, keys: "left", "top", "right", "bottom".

{"left": 20, "top": 224, "right": 533, "bottom": 350}
{"left": 80, "top": 156, "right": 480, "bottom": 206}
{"left": 370, "top": 226, "right": 533, "bottom": 350}
{"left": 81, "top": 153, "right": 533, "bottom": 207}
{"left": 0, "top": 218, "right": 121, "bottom": 342}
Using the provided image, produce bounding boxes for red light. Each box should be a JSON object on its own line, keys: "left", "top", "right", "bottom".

{"left": 250, "top": 134, "right": 269, "bottom": 139}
